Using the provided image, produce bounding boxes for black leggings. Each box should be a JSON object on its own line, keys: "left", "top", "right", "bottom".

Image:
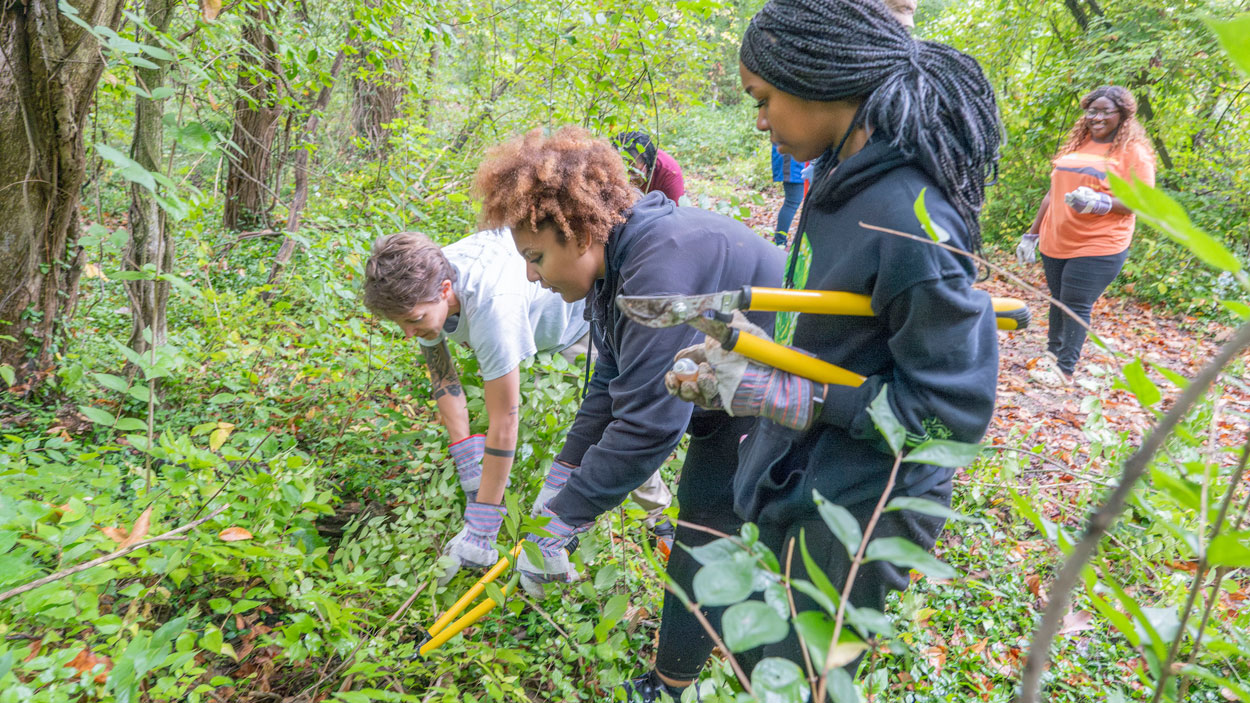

{"left": 735, "top": 484, "right": 949, "bottom": 678}
{"left": 655, "top": 414, "right": 756, "bottom": 681}
{"left": 1041, "top": 249, "right": 1128, "bottom": 375}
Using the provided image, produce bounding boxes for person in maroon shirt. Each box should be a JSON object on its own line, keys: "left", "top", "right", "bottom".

{"left": 612, "top": 131, "right": 686, "bottom": 203}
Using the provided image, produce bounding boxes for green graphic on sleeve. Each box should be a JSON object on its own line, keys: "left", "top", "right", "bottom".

{"left": 773, "top": 230, "right": 812, "bottom": 346}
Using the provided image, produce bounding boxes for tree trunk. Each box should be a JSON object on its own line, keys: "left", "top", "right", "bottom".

{"left": 262, "top": 47, "right": 347, "bottom": 300}
{"left": 0, "top": 0, "right": 127, "bottom": 373}
{"left": 222, "top": 2, "right": 282, "bottom": 231}
{"left": 351, "top": 10, "right": 404, "bottom": 156}
{"left": 124, "top": 0, "right": 175, "bottom": 358}
{"left": 420, "top": 42, "right": 437, "bottom": 130}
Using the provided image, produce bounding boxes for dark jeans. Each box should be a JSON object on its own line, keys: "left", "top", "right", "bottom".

{"left": 655, "top": 414, "right": 755, "bottom": 681}
{"left": 774, "top": 181, "right": 805, "bottom": 245}
{"left": 1041, "top": 249, "right": 1128, "bottom": 375}
{"left": 736, "top": 484, "right": 950, "bottom": 679}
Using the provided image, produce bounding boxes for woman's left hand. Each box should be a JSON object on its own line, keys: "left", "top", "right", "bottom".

{"left": 664, "top": 312, "right": 825, "bottom": 431}
{"left": 1063, "top": 186, "right": 1112, "bottom": 215}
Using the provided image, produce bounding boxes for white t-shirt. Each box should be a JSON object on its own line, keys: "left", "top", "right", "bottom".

{"left": 417, "top": 229, "right": 589, "bottom": 381}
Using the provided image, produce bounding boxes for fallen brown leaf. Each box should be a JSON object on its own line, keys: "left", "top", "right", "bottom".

{"left": 218, "top": 526, "right": 254, "bottom": 542}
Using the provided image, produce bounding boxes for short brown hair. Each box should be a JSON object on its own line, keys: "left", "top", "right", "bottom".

{"left": 362, "top": 232, "right": 457, "bottom": 318}
{"left": 473, "top": 126, "right": 635, "bottom": 250}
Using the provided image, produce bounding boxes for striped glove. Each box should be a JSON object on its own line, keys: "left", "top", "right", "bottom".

{"left": 517, "top": 506, "right": 585, "bottom": 597}
{"left": 665, "top": 311, "right": 826, "bottom": 431}
{"left": 530, "top": 459, "right": 576, "bottom": 517}
{"left": 437, "top": 502, "right": 505, "bottom": 586}
{"left": 449, "top": 434, "right": 485, "bottom": 501}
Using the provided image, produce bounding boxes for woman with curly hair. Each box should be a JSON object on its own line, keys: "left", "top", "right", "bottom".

{"left": 474, "top": 126, "right": 783, "bottom": 701}
{"left": 1019, "top": 85, "right": 1156, "bottom": 385}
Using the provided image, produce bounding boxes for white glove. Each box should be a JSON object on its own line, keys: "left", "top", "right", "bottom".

{"left": 1063, "top": 186, "right": 1112, "bottom": 215}
{"left": 437, "top": 502, "right": 504, "bottom": 587}
{"left": 800, "top": 161, "right": 814, "bottom": 182}
{"left": 1016, "top": 233, "right": 1039, "bottom": 264}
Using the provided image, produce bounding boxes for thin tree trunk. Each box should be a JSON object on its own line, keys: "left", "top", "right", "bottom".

{"left": 262, "top": 47, "right": 347, "bottom": 300}
{"left": 420, "top": 41, "right": 437, "bottom": 130}
{"left": 351, "top": 6, "right": 404, "bottom": 157}
{"left": 0, "top": 0, "right": 127, "bottom": 374}
{"left": 222, "top": 2, "right": 282, "bottom": 231}
{"left": 124, "top": 0, "right": 176, "bottom": 358}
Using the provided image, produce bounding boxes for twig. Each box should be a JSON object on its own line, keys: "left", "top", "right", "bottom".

{"left": 784, "top": 537, "right": 818, "bottom": 692}
{"left": 858, "top": 222, "right": 1095, "bottom": 339}
{"left": 815, "top": 452, "right": 904, "bottom": 703}
{"left": 1151, "top": 431, "right": 1250, "bottom": 703}
{"left": 0, "top": 504, "right": 227, "bottom": 602}
{"left": 515, "top": 591, "right": 571, "bottom": 639}
{"left": 984, "top": 445, "right": 1080, "bottom": 474}
{"left": 662, "top": 579, "right": 754, "bottom": 697}
{"left": 1017, "top": 319, "right": 1250, "bottom": 703}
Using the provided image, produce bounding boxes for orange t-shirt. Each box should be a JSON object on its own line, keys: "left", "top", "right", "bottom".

{"left": 1039, "top": 140, "right": 1156, "bottom": 259}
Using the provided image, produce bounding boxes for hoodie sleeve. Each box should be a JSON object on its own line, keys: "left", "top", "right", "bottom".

{"left": 546, "top": 234, "right": 726, "bottom": 527}
{"left": 814, "top": 274, "right": 998, "bottom": 452}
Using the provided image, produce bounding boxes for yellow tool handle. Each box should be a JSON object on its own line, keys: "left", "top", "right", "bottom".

{"left": 732, "top": 331, "right": 865, "bottom": 387}
{"left": 427, "top": 542, "right": 523, "bottom": 638}
{"left": 747, "top": 287, "right": 1029, "bottom": 331}
{"left": 420, "top": 577, "right": 516, "bottom": 656}
{"left": 747, "top": 287, "right": 875, "bottom": 316}
{"left": 992, "top": 297, "right": 1030, "bottom": 331}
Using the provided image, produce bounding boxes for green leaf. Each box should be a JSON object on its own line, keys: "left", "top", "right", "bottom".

{"left": 1180, "top": 664, "right": 1250, "bottom": 702}
{"left": 798, "top": 526, "right": 843, "bottom": 608}
{"left": 140, "top": 44, "right": 175, "bottom": 61}
{"left": 175, "top": 123, "right": 215, "bottom": 152}
{"left": 1207, "top": 532, "right": 1250, "bottom": 568}
{"left": 692, "top": 559, "right": 756, "bottom": 606}
{"left": 0, "top": 365, "right": 13, "bottom": 387}
{"left": 912, "top": 188, "right": 951, "bottom": 243}
{"left": 1121, "top": 358, "right": 1161, "bottom": 407}
{"left": 1109, "top": 174, "right": 1241, "bottom": 273}
{"left": 827, "top": 667, "right": 861, "bottom": 703}
{"left": 602, "top": 593, "right": 627, "bottom": 621}
{"left": 791, "top": 611, "right": 869, "bottom": 671}
{"left": 722, "top": 601, "right": 789, "bottom": 652}
{"left": 1207, "top": 15, "right": 1250, "bottom": 78}
{"left": 885, "top": 496, "right": 978, "bottom": 523}
{"left": 79, "top": 405, "right": 116, "bottom": 426}
{"left": 813, "top": 491, "right": 861, "bottom": 558}
{"left": 904, "top": 439, "right": 982, "bottom": 467}
{"left": 863, "top": 537, "right": 957, "bottom": 580}
{"left": 866, "top": 386, "right": 904, "bottom": 455}
{"left": 0, "top": 650, "right": 13, "bottom": 680}
{"left": 688, "top": 537, "right": 744, "bottom": 565}
{"left": 114, "top": 417, "right": 148, "bottom": 432}
{"left": 93, "top": 372, "right": 130, "bottom": 394}
{"left": 1220, "top": 300, "right": 1250, "bottom": 321}
{"left": 750, "top": 657, "right": 811, "bottom": 703}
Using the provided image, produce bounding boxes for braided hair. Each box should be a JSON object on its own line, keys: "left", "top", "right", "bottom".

{"left": 740, "top": 0, "right": 1001, "bottom": 248}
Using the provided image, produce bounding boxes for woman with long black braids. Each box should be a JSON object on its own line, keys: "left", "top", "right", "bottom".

{"left": 667, "top": 0, "right": 1003, "bottom": 690}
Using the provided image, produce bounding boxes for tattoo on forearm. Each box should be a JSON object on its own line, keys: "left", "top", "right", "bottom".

{"left": 422, "top": 341, "right": 462, "bottom": 400}
{"left": 485, "top": 447, "right": 516, "bottom": 458}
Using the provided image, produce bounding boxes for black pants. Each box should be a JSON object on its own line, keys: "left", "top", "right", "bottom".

{"left": 735, "top": 484, "right": 949, "bottom": 678}
{"left": 655, "top": 414, "right": 756, "bottom": 681}
{"left": 1041, "top": 249, "right": 1128, "bottom": 375}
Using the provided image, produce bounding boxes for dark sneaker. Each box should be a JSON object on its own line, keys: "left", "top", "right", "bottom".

{"left": 618, "top": 671, "right": 696, "bottom": 702}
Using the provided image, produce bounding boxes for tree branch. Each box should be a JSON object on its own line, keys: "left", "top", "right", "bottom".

{"left": 0, "top": 504, "right": 228, "bottom": 602}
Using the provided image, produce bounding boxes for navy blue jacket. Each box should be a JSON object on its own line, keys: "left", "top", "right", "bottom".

{"left": 735, "top": 140, "right": 999, "bottom": 524}
{"left": 551, "top": 193, "right": 784, "bottom": 526}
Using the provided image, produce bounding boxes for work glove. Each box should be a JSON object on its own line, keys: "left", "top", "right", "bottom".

{"left": 664, "top": 312, "right": 826, "bottom": 432}
{"left": 800, "top": 161, "right": 814, "bottom": 182}
{"left": 1064, "top": 186, "right": 1112, "bottom": 215}
{"left": 437, "top": 502, "right": 505, "bottom": 587}
{"left": 530, "top": 459, "right": 576, "bottom": 517}
{"left": 449, "top": 434, "right": 486, "bottom": 501}
{"left": 1016, "top": 233, "right": 1039, "bottom": 264}
{"left": 517, "top": 506, "right": 585, "bottom": 597}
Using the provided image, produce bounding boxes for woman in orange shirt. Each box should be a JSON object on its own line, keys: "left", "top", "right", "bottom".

{"left": 1020, "top": 85, "right": 1156, "bottom": 385}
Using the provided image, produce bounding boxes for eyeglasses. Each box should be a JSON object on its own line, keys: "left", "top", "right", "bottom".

{"left": 1085, "top": 108, "right": 1118, "bottom": 118}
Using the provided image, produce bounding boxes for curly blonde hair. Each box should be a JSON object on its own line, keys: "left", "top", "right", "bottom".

{"left": 1056, "top": 85, "right": 1155, "bottom": 159}
{"left": 473, "top": 127, "right": 636, "bottom": 250}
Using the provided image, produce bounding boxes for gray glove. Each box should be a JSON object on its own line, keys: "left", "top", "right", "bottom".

{"left": 1016, "top": 233, "right": 1039, "bottom": 264}
{"left": 437, "top": 502, "right": 504, "bottom": 587}
{"left": 1064, "top": 186, "right": 1112, "bottom": 215}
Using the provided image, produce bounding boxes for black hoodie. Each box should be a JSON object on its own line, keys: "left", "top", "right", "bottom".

{"left": 735, "top": 140, "right": 999, "bottom": 525}
{"left": 549, "top": 192, "right": 784, "bottom": 526}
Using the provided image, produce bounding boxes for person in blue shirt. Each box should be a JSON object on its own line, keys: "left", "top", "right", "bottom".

{"left": 771, "top": 143, "right": 806, "bottom": 248}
